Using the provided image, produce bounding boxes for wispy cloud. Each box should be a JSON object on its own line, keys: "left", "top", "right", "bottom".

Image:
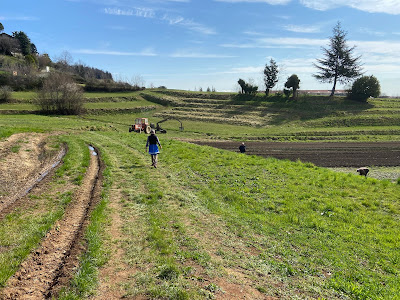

{"left": 283, "top": 24, "right": 322, "bottom": 33}
{"left": 222, "top": 66, "right": 263, "bottom": 74}
{"left": 214, "top": 0, "right": 290, "bottom": 4}
{"left": 170, "top": 51, "right": 236, "bottom": 58}
{"left": 104, "top": 7, "right": 155, "bottom": 18}
{"left": 103, "top": 7, "right": 215, "bottom": 35}
{"left": 358, "top": 27, "right": 386, "bottom": 37}
{"left": 72, "top": 48, "right": 157, "bottom": 56}
{"left": 300, "top": 0, "right": 400, "bottom": 15}
{"left": 221, "top": 37, "right": 327, "bottom": 49}
{"left": 0, "top": 15, "right": 39, "bottom": 21}
{"left": 162, "top": 14, "right": 216, "bottom": 35}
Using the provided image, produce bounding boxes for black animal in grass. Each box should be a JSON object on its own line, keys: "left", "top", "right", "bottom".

{"left": 356, "top": 167, "right": 369, "bottom": 177}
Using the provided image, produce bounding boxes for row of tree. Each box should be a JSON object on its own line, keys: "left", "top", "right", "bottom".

{"left": 0, "top": 22, "right": 114, "bottom": 85}
{"left": 238, "top": 22, "right": 380, "bottom": 101}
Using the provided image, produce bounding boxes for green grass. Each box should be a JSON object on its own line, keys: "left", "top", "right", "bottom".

{"left": 58, "top": 147, "right": 112, "bottom": 299}
{"left": 1, "top": 89, "right": 400, "bottom": 298}
{"left": 0, "top": 136, "right": 90, "bottom": 287}
{"left": 52, "top": 131, "right": 399, "bottom": 299}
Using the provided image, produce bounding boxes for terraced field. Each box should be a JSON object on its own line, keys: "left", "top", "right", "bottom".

{"left": 138, "top": 90, "right": 400, "bottom": 142}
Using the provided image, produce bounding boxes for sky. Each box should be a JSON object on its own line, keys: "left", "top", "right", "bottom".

{"left": 1, "top": 0, "right": 400, "bottom": 95}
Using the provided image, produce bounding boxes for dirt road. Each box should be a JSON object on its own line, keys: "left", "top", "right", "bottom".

{"left": 0, "top": 134, "right": 103, "bottom": 299}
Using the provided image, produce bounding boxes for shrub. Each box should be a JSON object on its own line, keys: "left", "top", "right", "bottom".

{"left": 0, "top": 85, "right": 12, "bottom": 102}
{"left": 347, "top": 75, "right": 381, "bottom": 102}
{"left": 84, "top": 79, "right": 143, "bottom": 92}
{"left": 36, "top": 72, "right": 84, "bottom": 114}
{"left": 237, "top": 78, "right": 258, "bottom": 95}
{"left": 284, "top": 74, "right": 300, "bottom": 99}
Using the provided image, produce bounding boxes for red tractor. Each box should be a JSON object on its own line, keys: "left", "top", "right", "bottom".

{"left": 129, "top": 118, "right": 152, "bottom": 133}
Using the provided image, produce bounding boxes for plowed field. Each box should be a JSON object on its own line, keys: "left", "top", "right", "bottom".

{"left": 191, "top": 141, "right": 400, "bottom": 167}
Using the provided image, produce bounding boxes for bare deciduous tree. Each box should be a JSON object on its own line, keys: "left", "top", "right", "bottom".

{"left": 36, "top": 72, "right": 83, "bottom": 114}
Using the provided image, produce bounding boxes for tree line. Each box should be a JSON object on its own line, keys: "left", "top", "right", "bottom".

{"left": 0, "top": 22, "right": 114, "bottom": 87}
{"left": 237, "top": 22, "right": 380, "bottom": 102}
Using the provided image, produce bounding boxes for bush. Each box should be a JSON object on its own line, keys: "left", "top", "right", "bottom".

{"left": 347, "top": 75, "right": 381, "bottom": 102}
{"left": 84, "top": 79, "right": 143, "bottom": 92}
{"left": 0, "top": 85, "right": 12, "bottom": 102}
{"left": 35, "top": 72, "right": 84, "bottom": 114}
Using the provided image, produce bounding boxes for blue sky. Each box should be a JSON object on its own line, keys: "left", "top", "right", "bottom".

{"left": 1, "top": 0, "right": 400, "bottom": 95}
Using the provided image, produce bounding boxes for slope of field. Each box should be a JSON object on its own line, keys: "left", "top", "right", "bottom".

{"left": 140, "top": 90, "right": 400, "bottom": 142}
{"left": 0, "top": 90, "right": 399, "bottom": 299}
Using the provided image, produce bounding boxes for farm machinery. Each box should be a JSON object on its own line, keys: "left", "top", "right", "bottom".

{"left": 155, "top": 117, "right": 184, "bottom": 133}
{"left": 128, "top": 117, "right": 184, "bottom": 134}
{"left": 129, "top": 118, "right": 152, "bottom": 133}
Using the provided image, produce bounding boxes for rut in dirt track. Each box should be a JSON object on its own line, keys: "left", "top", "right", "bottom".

{"left": 0, "top": 146, "right": 102, "bottom": 299}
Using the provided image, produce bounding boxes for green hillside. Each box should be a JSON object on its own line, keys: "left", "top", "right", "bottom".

{"left": 0, "top": 89, "right": 399, "bottom": 299}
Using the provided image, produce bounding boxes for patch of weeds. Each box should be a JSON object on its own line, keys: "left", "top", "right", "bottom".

{"left": 204, "top": 283, "right": 221, "bottom": 293}
{"left": 256, "top": 285, "right": 267, "bottom": 293}
{"left": 158, "top": 264, "right": 181, "bottom": 280}
{"left": 10, "top": 145, "right": 20, "bottom": 153}
{"left": 73, "top": 174, "right": 84, "bottom": 185}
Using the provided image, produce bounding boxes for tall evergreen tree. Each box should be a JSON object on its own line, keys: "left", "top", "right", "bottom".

{"left": 0, "top": 23, "right": 4, "bottom": 33}
{"left": 263, "top": 58, "right": 278, "bottom": 96}
{"left": 313, "top": 22, "right": 362, "bottom": 96}
{"left": 12, "top": 31, "right": 32, "bottom": 56}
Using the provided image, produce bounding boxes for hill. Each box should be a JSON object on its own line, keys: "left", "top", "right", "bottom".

{"left": 0, "top": 88, "right": 399, "bottom": 299}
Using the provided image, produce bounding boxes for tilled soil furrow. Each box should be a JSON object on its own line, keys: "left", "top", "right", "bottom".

{"left": 1, "top": 147, "right": 101, "bottom": 299}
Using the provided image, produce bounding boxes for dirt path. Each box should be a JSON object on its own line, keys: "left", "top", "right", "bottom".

{"left": 0, "top": 141, "right": 102, "bottom": 299}
{"left": 0, "top": 133, "right": 65, "bottom": 215}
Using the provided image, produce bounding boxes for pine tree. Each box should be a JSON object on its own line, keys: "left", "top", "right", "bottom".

{"left": 263, "top": 59, "right": 278, "bottom": 96}
{"left": 12, "top": 31, "right": 32, "bottom": 56}
{"left": 313, "top": 22, "right": 362, "bottom": 96}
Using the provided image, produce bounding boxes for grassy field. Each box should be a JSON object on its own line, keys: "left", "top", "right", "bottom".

{"left": 0, "top": 89, "right": 399, "bottom": 299}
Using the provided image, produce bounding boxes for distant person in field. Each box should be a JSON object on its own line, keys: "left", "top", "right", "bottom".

{"left": 239, "top": 142, "right": 246, "bottom": 153}
{"left": 146, "top": 129, "right": 162, "bottom": 168}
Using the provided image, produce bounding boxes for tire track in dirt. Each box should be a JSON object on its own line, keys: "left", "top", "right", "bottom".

{"left": 0, "top": 146, "right": 102, "bottom": 299}
{"left": 0, "top": 133, "right": 66, "bottom": 215}
{"left": 0, "top": 145, "right": 66, "bottom": 219}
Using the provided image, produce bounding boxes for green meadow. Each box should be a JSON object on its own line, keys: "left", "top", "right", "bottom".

{"left": 0, "top": 89, "right": 399, "bottom": 299}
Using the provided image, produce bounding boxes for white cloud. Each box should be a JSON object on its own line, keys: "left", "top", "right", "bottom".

{"left": 104, "top": 7, "right": 155, "bottom": 18}
{"left": 72, "top": 48, "right": 157, "bottom": 56}
{"left": 358, "top": 27, "right": 385, "bottom": 37}
{"left": 355, "top": 40, "right": 400, "bottom": 56}
{"left": 103, "top": 7, "right": 215, "bottom": 35}
{"left": 215, "top": 0, "right": 290, "bottom": 4}
{"left": 221, "top": 37, "right": 327, "bottom": 48}
{"left": 0, "top": 15, "right": 39, "bottom": 21}
{"left": 283, "top": 24, "right": 322, "bottom": 33}
{"left": 300, "top": 0, "right": 400, "bottom": 15}
{"left": 170, "top": 51, "right": 236, "bottom": 58}
{"left": 162, "top": 15, "right": 216, "bottom": 35}
{"left": 223, "top": 66, "right": 263, "bottom": 74}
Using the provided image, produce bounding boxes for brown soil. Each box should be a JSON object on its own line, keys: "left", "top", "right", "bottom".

{"left": 190, "top": 141, "right": 400, "bottom": 167}
{"left": 0, "top": 133, "right": 65, "bottom": 214}
{"left": 0, "top": 134, "right": 103, "bottom": 299}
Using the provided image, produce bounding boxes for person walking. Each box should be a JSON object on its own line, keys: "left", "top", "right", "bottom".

{"left": 146, "top": 129, "right": 162, "bottom": 168}
{"left": 239, "top": 142, "right": 246, "bottom": 153}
